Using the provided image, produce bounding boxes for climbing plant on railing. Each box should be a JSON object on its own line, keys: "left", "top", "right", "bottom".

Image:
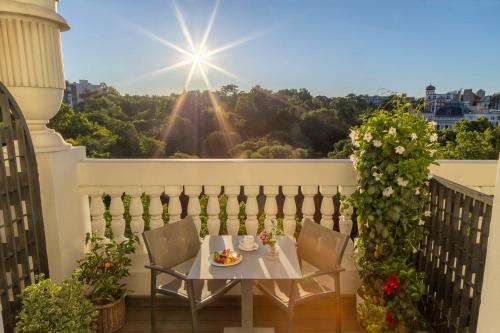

{"left": 349, "top": 98, "right": 439, "bottom": 332}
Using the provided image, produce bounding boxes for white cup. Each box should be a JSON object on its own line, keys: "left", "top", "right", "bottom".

{"left": 242, "top": 236, "right": 254, "bottom": 249}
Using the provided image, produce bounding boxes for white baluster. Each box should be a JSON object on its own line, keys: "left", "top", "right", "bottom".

{"left": 128, "top": 188, "right": 144, "bottom": 243}
{"left": 319, "top": 186, "right": 337, "bottom": 229}
{"left": 205, "top": 186, "right": 221, "bottom": 236}
{"left": 244, "top": 186, "right": 259, "bottom": 235}
{"left": 282, "top": 186, "right": 298, "bottom": 236}
{"left": 185, "top": 186, "right": 202, "bottom": 235}
{"left": 301, "top": 185, "right": 317, "bottom": 224}
{"left": 264, "top": 186, "right": 279, "bottom": 232}
{"left": 225, "top": 186, "right": 240, "bottom": 235}
{"left": 145, "top": 186, "right": 164, "bottom": 230}
{"left": 89, "top": 191, "right": 106, "bottom": 240}
{"left": 339, "top": 186, "right": 355, "bottom": 236}
{"left": 109, "top": 189, "right": 126, "bottom": 242}
{"left": 165, "top": 186, "right": 183, "bottom": 223}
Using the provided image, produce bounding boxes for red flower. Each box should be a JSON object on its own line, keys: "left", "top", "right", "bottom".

{"left": 383, "top": 274, "right": 400, "bottom": 295}
{"left": 386, "top": 310, "right": 394, "bottom": 328}
{"left": 259, "top": 231, "right": 270, "bottom": 243}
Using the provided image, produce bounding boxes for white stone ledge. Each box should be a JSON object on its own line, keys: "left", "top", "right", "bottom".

{"left": 76, "top": 158, "right": 497, "bottom": 193}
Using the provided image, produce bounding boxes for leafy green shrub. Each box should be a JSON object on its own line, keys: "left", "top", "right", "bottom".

{"left": 75, "top": 233, "right": 137, "bottom": 305}
{"left": 16, "top": 275, "right": 97, "bottom": 333}
{"left": 349, "top": 99, "right": 438, "bottom": 331}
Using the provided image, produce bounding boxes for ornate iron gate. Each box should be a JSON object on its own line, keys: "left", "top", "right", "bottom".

{"left": 0, "top": 82, "right": 49, "bottom": 332}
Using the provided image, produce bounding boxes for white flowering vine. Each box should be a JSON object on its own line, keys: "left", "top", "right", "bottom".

{"left": 395, "top": 146, "right": 405, "bottom": 155}
{"left": 348, "top": 100, "right": 440, "bottom": 329}
{"left": 383, "top": 186, "right": 394, "bottom": 197}
{"left": 397, "top": 177, "right": 408, "bottom": 187}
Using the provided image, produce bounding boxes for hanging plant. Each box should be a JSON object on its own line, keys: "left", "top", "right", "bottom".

{"left": 349, "top": 99, "right": 439, "bottom": 332}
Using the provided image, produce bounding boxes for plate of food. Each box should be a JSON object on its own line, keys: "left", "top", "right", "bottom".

{"left": 210, "top": 248, "right": 242, "bottom": 267}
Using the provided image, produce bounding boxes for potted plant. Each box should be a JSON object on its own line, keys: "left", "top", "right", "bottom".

{"left": 16, "top": 274, "right": 97, "bottom": 332}
{"left": 75, "top": 233, "right": 137, "bottom": 333}
{"left": 259, "top": 220, "right": 284, "bottom": 260}
{"left": 348, "top": 100, "right": 438, "bottom": 332}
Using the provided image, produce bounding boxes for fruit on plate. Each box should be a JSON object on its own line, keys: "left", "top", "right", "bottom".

{"left": 213, "top": 248, "right": 241, "bottom": 265}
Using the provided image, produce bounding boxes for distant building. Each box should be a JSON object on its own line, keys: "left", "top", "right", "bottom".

{"left": 461, "top": 88, "right": 475, "bottom": 107}
{"left": 464, "top": 109, "right": 500, "bottom": 127}
{"left": 63, "top": 80, "right": 104, "bottom": 108}
{"left": 433, "top": 101, "right": 470, "bottom": 130}
{"left": 424, "top": 84, "right": 460, "bottom": 113}
{"left": 360, "top": 93, "right": 414, "bottom": 106}
{"left": 360, "top": 95, "right": 389, "bottom": 106}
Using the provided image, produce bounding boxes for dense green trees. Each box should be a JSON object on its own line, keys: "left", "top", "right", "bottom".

{"left": 49, "top": 85, "right": 372, "bottom": 158}
{"left": 438, "top": 118, "right": 500, "bottom": 159}
{"left": 48, "top": 85, "right": 500, "bottom": 159}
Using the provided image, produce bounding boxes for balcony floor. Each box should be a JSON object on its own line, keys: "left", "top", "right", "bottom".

{"left": 119, "top": 295, "right": 361, "bottom": 332}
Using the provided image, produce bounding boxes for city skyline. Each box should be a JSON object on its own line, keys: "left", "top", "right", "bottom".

{"left": 60, "top": 0, "right": 500, "bottom": 97}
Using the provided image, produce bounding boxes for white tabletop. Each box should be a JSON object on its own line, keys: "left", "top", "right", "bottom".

{"left": 187, "top": 235, "right": 302, "bottom": 280}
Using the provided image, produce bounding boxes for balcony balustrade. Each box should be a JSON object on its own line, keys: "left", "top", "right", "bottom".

{"left": 74, "top": 158, "right": 497, "bottom": 295}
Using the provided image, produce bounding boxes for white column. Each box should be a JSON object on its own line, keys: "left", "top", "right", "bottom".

{"left": 109, "top": 189, "right": 126, "bottom": 242}
{"left": 244, "top": 186, "right": 259, "bottom": 235}
{"left": 185, "top": 186, "right": 202, "bottom": 235}
{"left": 89, "top": 190, "right": 106, "bottom": 239}
{"left": 301, "top": 185, "right": 317, "bottom": 224}
{"left": 477, "top": 158, "right": 500, "bottom": 332}
{"left": 145, "top": 186, "right": 164, "bottom": 230}
{"left": 338, "top": 186, "right": 355, "bottom": 235}
{"left": 225, "top": 186, "right": 240, "bottom": 235}
{"left": 0, "top": 0, "right": 89, "bottom": 283}
{"left": 0, "top": 0, "right": 71, "bottom": 153}
{"left": 205, "top": 186, "right": 221, "bottom": 236}
{"left": 282, "top": 186, "right": 298, "bottom": 236}
{"left": 319, "top": 186, "right": 337, "bottom": 229}
{"left": 165, "top": 185, "right": 182, "bottom": 223}
{"left": 127, "top": 188, "right": 144, "bottom": 242}
{"left": 263, "top": 186, "right": 279, "bottom": 232}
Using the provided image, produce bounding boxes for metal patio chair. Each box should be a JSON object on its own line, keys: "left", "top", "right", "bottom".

{"left": 255, "top": 219, "right": 349, "bottom": 333}
{"left": 143, "top": 216, "right": 239, "bottom": 333}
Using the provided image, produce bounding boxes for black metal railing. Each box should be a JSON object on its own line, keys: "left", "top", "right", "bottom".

{"left": 416, "top": 176, "right": 493, "bottom": 333}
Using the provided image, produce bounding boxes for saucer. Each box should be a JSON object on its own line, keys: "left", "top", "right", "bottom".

{"left": 238, "top": 242, "right": 259, "bottom": 252}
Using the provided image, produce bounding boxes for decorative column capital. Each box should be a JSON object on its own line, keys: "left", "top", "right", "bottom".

{"left": 0, "top": 0, "right": 71, "bottom": 153}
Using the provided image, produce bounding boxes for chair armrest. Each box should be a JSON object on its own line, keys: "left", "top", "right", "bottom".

{"left": 301, "top": 267, "right": 345, "bottom": 279}
{"left": 145, "top": 264, "right": 188, "bottom": 280}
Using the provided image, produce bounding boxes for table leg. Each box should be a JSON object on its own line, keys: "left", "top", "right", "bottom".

{"left": 241, "top": 279, "right": 253, "bottom": 331}
{"left": 223, "top": 279, "right": 274, "bottom": 333}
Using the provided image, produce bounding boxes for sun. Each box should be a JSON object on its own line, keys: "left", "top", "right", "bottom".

{"left": 129, "top": 0, "right": 268, "bottom": 90}
{"left": 127, "top": 0, "right": 270, "bottom": 157}
{"left": 191, "top": 52, "right": 203, "bottom": 65}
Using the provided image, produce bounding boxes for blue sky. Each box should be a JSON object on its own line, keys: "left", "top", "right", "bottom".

{"left": 59, "top": 0, "right": 500, "bottom": 97}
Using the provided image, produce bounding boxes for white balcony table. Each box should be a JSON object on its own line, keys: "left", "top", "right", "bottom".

{"left": 187, "top": 235, "right": 302, "bottom": 333}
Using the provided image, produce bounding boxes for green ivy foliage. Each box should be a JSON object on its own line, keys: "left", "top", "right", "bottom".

{"left": 349, "top": 99, "right": 439, "bottom": 331}
{"left": 16, "top": 275, "right": 97, "bottom": 333}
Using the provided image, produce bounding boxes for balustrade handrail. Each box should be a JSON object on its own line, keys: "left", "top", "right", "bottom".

{"left": 432, "top": 175, "right": 493, "bottom": 205}
{"left": 76, "top": 158, "right": 357, "bottom": 187}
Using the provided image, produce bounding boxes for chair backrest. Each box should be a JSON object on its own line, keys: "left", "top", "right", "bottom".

{"left": 297, "top": 219, "right": 349, "bottom": 272}
{"left": 142, "top": 216, "right": 200, "bottom": 269}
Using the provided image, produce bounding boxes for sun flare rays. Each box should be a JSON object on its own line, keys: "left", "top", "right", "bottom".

{"left": 130, "top": 0, "right": 266, "bottom": 157}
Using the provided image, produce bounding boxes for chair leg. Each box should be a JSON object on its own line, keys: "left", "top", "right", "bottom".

{"left": 151, "top": 275, "right": 157, "bottom": 333}
{"left": 335, "top": 273, "right": 341, "bottom": 333}
{"left": 187, "top": 281, "right": 200, "bottom": 333}
{"left": 151, "top": 292, "right": 156, "bottom": 333}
